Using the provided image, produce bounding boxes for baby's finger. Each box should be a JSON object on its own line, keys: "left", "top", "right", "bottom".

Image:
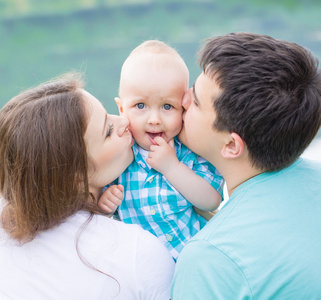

{"left": 98, "top": 199, "right": 115, "bottom": 214}
{"left": 111, "top": 187, "right": 124, "bottom": 200}
{"left": 146, "top": 157, "right": 154, "bottom": 167}
{"left": 148, "top": 150, "right": 157, "bottom": 160}
{"left": 100, "top": 185, "right": 117, "bottom": 199}
{"left": 108, "top": 193, "right": 123, "bottom": 206}
{"left": 116, "top": 184, "right": 124, "bottom": 193}
{"left": 149, "top": 145, "right": 158, "bottom": 152}
{"left": 168, "top": 138, "right": 175, "bottom": 148}
{"left": 153, "top": 136, "right": 166, "bottom": 146}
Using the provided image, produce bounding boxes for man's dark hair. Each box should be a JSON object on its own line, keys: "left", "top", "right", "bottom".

{"left": 199, "top": 32, "right": 321, "bottom": 171}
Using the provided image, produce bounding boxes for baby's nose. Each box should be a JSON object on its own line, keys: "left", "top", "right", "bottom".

{"left": 148, "top": 110, "right": 161, "bottom": 125}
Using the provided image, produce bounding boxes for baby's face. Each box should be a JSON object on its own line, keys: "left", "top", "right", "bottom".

{"left": 118, "top": 54, "right": 188, "bottom": 150}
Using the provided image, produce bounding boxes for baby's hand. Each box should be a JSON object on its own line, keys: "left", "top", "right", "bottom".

{"left": 98, "top": 185, "right": 124, "bottom": 216}
{"left": 147, "top": 137, "right": 179, "bottom": 175}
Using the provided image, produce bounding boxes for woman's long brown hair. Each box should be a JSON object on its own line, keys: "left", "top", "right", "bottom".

{"left": 0, "top": 73, "right": 96, "bottom": 243}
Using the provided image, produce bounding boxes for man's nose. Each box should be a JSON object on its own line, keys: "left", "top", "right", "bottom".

{"left": 182, "top": 88, "right": 192, "bottom": 110}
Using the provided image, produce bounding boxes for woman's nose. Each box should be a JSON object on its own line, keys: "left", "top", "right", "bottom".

{"left": 182, "top": 88, "right": 192, "bottom": 110}
{"left": 117, "top": 116, "right": 130, "bottom": 136}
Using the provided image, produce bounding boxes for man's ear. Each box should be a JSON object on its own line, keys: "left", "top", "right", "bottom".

{"left": 114, "top": 97, "right": 123, "bottom": 115}
{"left": 221, "top": 132, "right": 244, "bottom": 159}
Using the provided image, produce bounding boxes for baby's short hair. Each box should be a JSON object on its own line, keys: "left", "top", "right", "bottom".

{"left": 119, "top": 40, "right": 189, "bottom": 93}
{"left": 130, "top": 40, "right": 179, "bottom": 56}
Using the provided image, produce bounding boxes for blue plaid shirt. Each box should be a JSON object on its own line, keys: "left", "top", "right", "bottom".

{"left": 114, "top": 137, "right": 224, "bottom": 260}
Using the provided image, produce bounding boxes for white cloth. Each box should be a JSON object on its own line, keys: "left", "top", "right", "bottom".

{"left": 0, "top": 209, "right": 174, "bottom": 300}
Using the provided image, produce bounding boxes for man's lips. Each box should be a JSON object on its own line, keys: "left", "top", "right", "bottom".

{"left": 147, "top": 132, "right": 163, "bottom": 145}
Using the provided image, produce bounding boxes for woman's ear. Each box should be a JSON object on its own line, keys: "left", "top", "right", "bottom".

{"left": 221, "top": 132, "right": 244, "bottom": 159}
{"left": 114, "top": 97, "right": 123, "bottom": 115}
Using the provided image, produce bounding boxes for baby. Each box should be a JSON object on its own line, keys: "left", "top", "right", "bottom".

{"left": 99, "top": 40, "right": 224, "bottom": 260}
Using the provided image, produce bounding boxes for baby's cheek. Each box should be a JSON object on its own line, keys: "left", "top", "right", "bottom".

{"left": 129, "top": 126, "right": 141, "bottom": 141}
{"left": 174, "top": 118, "right": 183, "bottom": 133}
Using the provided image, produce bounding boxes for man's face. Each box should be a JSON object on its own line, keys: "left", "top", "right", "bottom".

{"left": 179, "top": 72, "right": 225, "bottom": 166}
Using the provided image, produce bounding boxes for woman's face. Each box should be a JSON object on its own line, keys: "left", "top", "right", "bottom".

{"left": 83, "top": 90, "right": 134, "bottom": 197}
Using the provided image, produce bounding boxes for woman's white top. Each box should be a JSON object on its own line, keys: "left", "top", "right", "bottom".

{"left": 0, "top": 208, "right": 175, "bottom": 300}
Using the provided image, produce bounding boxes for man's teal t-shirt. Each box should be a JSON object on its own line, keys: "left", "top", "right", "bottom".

{"left": 171, "top": 158, "right": 321, "bottom": 299}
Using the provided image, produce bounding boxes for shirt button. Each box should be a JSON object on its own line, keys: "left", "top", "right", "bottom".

{"left": 148, "top": 177, "right": 153, "bottom": 183}
{"left": 150, "top": 209, "right": 156, "bottom": 215}
{"left": 166, "top": 234, "right": 173, "bottom": 242}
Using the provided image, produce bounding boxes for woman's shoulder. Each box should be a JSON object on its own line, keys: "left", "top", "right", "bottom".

{"left": 74, "top": 212, "right": 170, "bottom": 255}
{"left": 73, "top": 211, "right": 144, "bottom": 240}
{"left": 74, "top": 212, "right": 175, "bottom": 297}
{"left": 88, "top": 213, "right": 174, "bottom": 266}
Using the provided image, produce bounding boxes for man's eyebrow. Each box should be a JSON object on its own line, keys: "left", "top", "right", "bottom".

{"left": 192, "top": 83, "right": 200, "bottom": 106}
{"left": 103, "top": 114, "right": 107, "bottom": 137}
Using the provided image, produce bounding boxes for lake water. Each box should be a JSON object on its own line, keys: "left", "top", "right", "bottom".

{"left": 1, "top": 1, "right": 321, "bottom": 113}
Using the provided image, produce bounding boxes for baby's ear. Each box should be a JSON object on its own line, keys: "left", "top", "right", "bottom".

{"left": 114, "top": 97, "right": 123, "bottom": 115}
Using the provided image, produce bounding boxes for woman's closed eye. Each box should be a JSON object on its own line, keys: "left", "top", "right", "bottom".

{"left": 106, "top": 123, "right": 114, "bottom": 138}
{"left": 136, "top": 103, "right": 145, "bottom": 109}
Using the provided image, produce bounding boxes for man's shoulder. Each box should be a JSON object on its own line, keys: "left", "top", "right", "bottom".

{"left": 261, "top": 158, "right": 321, "bottom": 191}
{"left": 276, "top": 157, "right": 321, "bottom": 177}
{"left": 186, "top": 217, "right": 222, "bottom": 245}
{"left": 298, "top": 157, "right": 321, "bottom": 172}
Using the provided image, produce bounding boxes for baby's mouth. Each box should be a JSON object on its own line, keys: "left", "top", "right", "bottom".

{"left": 147, "top": 132, "right": 163, "bottom": 145}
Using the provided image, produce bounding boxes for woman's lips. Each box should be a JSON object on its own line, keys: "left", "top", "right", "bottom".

{"left": 126, "top": 128, "right": 134, "bottom": 146}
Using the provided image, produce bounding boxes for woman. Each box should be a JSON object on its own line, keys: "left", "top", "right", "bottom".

{"left": 0, "top": 73, "right": 174, "bottom": 299}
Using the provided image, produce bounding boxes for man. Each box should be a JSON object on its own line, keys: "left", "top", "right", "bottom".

{"left": 171, "top": 33, "right": 321, "bottom": 299}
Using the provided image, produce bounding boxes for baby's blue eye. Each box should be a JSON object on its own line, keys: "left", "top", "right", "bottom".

{"left": 163, "top": 104, "right": 172, "bottom": 110}
{"left": 136, "top": 103, "right": 145, "bottom": 109}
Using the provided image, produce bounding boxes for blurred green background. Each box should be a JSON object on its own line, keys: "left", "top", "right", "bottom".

{"left": 1, "top": 0, "right": 321, "bottom": 139}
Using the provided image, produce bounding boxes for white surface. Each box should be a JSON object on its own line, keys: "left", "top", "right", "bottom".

{"left": 222, "top": 137, "right": 321, "bottom": 203}
{"left": 0, "top": 211, "right": 175, "bottom": 300}
{"left": 302, "top": 137, "right": 321, "bottom": 162}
